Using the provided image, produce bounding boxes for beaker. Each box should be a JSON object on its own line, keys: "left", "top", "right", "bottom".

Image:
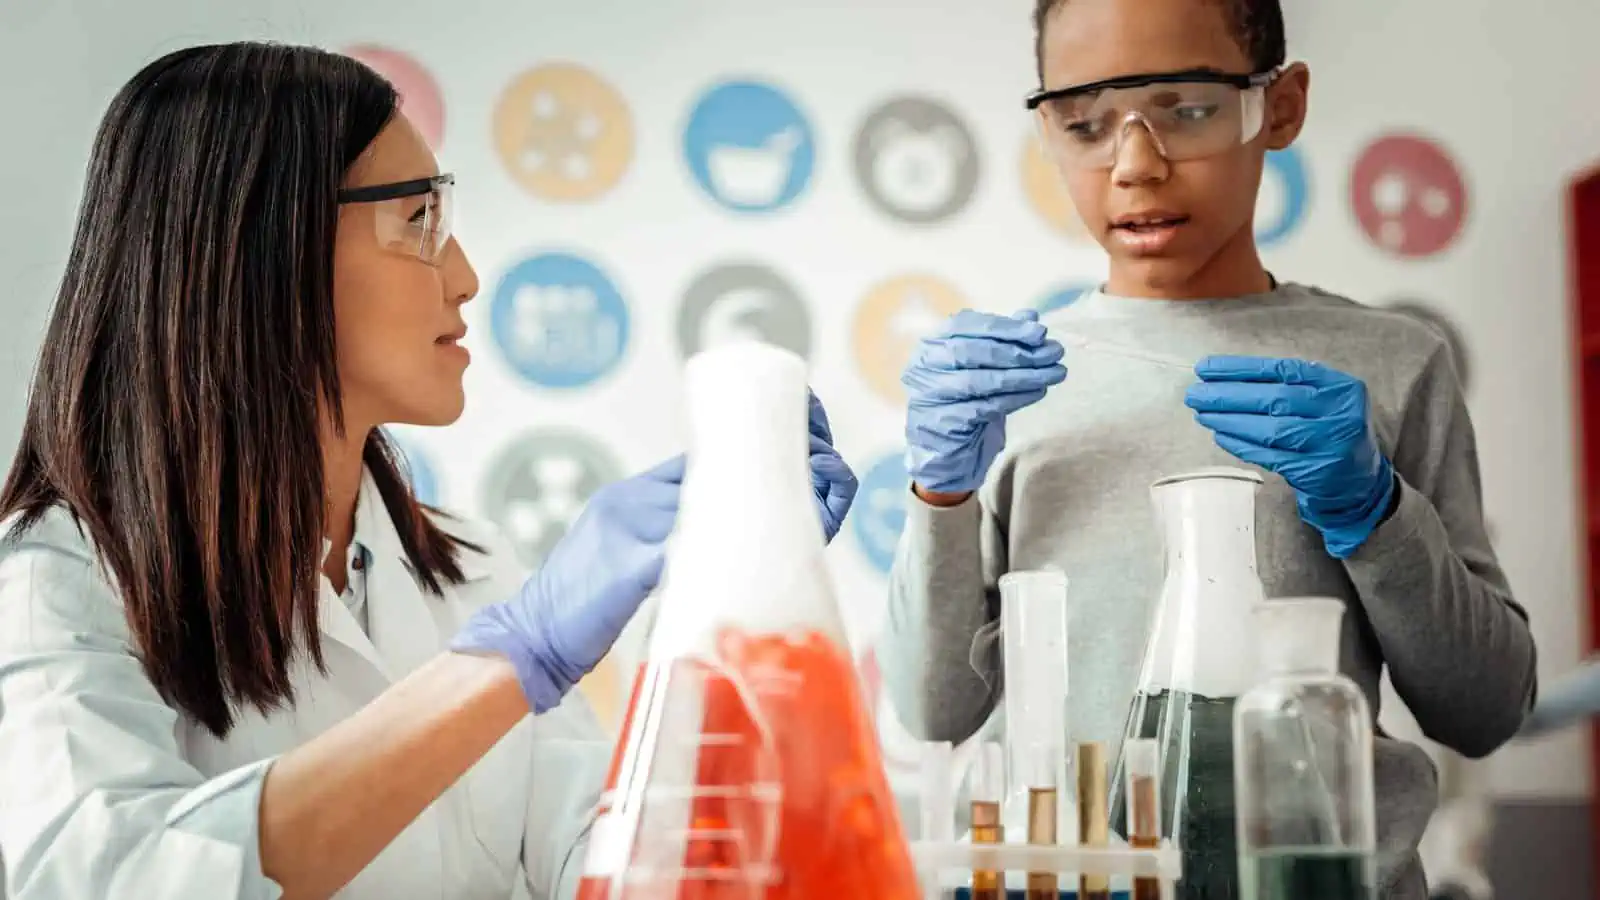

{"left": 1110, "top": 467, "right": 1268, "bottom": 900}
{"left": 1234, "top": 598, "right": 1377, "bottom": 900}
{"left": 998, "top": 570, "right": 1071, "bottom": 845}
{"left": 576, "top": 341, "right": 919, "bottom": 900}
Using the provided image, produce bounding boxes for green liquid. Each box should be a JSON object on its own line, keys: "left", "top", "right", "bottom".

{"left": 1109, "top": 690, "right": 1237, "bottom": 900}
{"left": 1241, "top": 847, "right": 1375, "bottom": 900}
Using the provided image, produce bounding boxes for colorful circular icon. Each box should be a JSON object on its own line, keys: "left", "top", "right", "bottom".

{"left": 385, "top": 431, "right": 440, "bottom": 506}
{"left": 684, "top": 80, "right": 816, "bottom": 213}
{"left": 1383, "top": 298, "right": 1473, "bottom": 392}
{"left": 853, "top": 275, "right": 968, "bottom": 403}
{"left": 493, "top": 63, "right": 634, "bottom": 203}
{"left": 343, "top": 45, "right": 446, "bottom": 151}
{"left": 677, "top": 263, "right": 812, "bottom": 361}
{"left": 490, "top": 252, "right": 630, "bottom": 389}
{"left": 1256, "top": 146, "right": 1310, "bottom": 248}
{"left": 1020, "top": 133, "right": 1094, "bottom": 242}
{"left": 1036, "top": 283, "right": 1095, "bottom": 314}
{"left": 851, "top": 452, "right": 911, "bottom": 574}
{"left": 1349, "top": 134, "right": 1468, "bottom": 258}
{"left": 480, "top": 429, "right": 623, "bottom": 568}
{"left": 853, "top": 96, "right": 980, "bottom": 225}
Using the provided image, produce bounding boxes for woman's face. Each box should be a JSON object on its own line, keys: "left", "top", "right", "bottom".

{"left": 332, "top": 114, "right": 479, "bottom": 432}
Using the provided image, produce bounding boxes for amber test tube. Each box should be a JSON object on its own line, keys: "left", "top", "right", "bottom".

{"left": 1125, "top": 738, "right": 1164, "bottom": 900}
{"left": 1023, "top": 744, "right": 1060, "bottom": 900}
{"left": 1076, "top": 742, "right": 1110, "bottom": 900}
{"left": 970, "top": 742, "right": 1005, "bottom": 900}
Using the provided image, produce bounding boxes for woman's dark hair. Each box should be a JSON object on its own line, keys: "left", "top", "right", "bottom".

{"left": 1032, "top": 0, "right": 1287, "bottom": 81}
{"left": 0, "top": 41, "right": 476, "bottom": 738}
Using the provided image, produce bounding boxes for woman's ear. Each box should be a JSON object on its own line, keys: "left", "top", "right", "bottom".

{"left": 1264, "top": 62, "right": 1311, "bottom": 151}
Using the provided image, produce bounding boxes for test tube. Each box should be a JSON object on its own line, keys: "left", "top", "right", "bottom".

{"left": 999, "top": 570, "right": 1071, "bottom": 824}
{"left": 970, "top": 742, "right": 1005, "bottom": 900}
{"left": 1077, "top": 742, "right": 1110, "bottom": 900}
{"left": 1026, "top": 758, "right": 1059, "bottom": 900}
{"left": 1124, "top": 738, "right": 1164, "bottom": 900}
{"left": 919, "top": 742, "right": 956, "bottom": 843}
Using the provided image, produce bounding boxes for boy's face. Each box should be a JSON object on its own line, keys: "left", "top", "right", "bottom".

{"left": 1039, "top": 0, "right": 1309, "bottom": 297}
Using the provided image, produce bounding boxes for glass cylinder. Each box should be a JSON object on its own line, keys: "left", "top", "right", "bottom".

{"left": 999, "top": 570, "right": 1072, "bottom": 844}
{"left": 1234, "top": 598, "right": 1377, "bottom": 900}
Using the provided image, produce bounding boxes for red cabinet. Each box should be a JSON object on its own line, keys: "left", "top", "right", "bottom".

{"left": 1568, "top": 165, "right": 1600, "bottom": 872}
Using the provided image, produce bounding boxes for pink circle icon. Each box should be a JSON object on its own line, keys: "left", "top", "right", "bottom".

{"left": 343, "top": 45, "right": 445, "bottom": 151}
{"left": 1349, "top": 134, "right": 1468, "bottom": 258}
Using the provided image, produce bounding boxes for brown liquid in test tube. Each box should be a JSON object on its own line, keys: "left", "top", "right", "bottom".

{"left": 1129, "top": 763, "right": 1163, "bottom": 898}
{"left": 1077, "top": 742, "right": 1110, "bottom": 900}
{"left": 970, "top": 799, "right": 1003, "bottom": 900}
{"left": 1026, "top": 787, "right": 1058, "bottom": 900}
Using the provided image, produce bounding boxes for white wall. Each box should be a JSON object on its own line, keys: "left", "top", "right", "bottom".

{"left": 1, "top": 0, "right": 1596, "bottom": 803}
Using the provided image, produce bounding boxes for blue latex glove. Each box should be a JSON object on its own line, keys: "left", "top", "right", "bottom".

{"left": 1185, "top": 355, "right": 1397, "bottom": 559}
{"left": 902, "top": 309, "right": 1068, "bottom": 494}
{"left": 451, "top": 455, "right": 684, "bottom": 712}
{"left": 808, "top": 389, "right": 858, "bottom": 542}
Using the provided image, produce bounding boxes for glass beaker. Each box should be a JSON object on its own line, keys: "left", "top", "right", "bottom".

{"left": 1235, "top": 598, "right": 1377, "bottom": 900}
{"left": 576, "top": 341, "right": 919, "bottom": 900}
{"left": 1110, "top": 467, "right": 1268, "bottom": 900}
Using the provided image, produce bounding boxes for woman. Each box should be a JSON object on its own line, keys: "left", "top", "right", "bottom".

{"left": 0, "top": 42, "right": 859, "bottom": 900}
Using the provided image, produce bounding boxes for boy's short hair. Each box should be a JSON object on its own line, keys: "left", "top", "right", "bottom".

{"left": 1032, "top": 0, "right": 1287, "bottom": 80}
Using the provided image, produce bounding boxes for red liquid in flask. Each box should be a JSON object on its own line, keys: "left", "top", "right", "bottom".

{"left": 578, "top": 628, "right": 920, "bottom": 900}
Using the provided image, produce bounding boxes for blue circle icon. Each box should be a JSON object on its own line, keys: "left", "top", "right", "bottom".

{"left": 852, "top": 452, "right": 910, "bottom": 574}
{"left": 1257, "top": 146, "right": 1310, "bottom": 248}
{"left": 387, "top": 432, "right": 440, "bottom": 506}
{"left": 490, "top": 252, "right": 630, "bottom": 389}
{"left": 1036, "top": 283, "right": 1095, "bottom": 314}
{"left": 684, "top": 80, "right": 816, "bottom": 213}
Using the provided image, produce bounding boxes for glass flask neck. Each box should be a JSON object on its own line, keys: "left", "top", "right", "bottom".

{"left": 649, "top": 342, "right": 846, "bottom": 659}
{"left": 1154, "top": 470, "right": 1262, "bottom": 582}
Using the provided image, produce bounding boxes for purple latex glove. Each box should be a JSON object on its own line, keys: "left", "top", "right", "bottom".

{"left": 808, "top": 389, "right": 858, "bottom": 542}
{"left": 451, "top": 456, "right": 684, "bottom": 712}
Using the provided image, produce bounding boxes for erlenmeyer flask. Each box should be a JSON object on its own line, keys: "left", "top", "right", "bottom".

{"left": 577, "top": 341, "right": 919, "bottom": 900}
{"left": 1109, "top": 467, "right": 1268, "bottom": 900}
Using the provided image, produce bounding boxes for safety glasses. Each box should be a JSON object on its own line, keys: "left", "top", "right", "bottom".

{"left": 338, "top": 173, "right": 455, "bottom": 265}
{"left": 1026, "top": 69, "right": 1279, "bottom": 170}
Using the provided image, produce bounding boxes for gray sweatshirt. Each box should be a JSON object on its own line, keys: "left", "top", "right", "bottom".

{"left": 877, "top": 282, "right": 1537, "bottom": 899}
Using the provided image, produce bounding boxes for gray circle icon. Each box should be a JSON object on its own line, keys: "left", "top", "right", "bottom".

{"left": 480, "top": 429, "right": 623, "bottom": 568}
{"left": 677, "top": 263, "right": 812, "bottom": 360}
{"left": 1383, "top": 298, "right": 1472, "bottom": 392}
{"left": 853, "top": 96, "right": 980, "bottom": 224}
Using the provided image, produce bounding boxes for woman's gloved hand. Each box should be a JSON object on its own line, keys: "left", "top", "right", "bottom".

{"left": 902, "top": 309, "right": 1067, "bottom": 496}
{"left": 453, "top": 391, "right": 858, "bottom": 712}
{"left": 808, "top": 389, "right": 857, "bottom": 542}
{"left": 1184, "top": 355, "right": 1398, "bottom": 559}
{"left": 451, "top": 455, "right": 685, "bottom": 713}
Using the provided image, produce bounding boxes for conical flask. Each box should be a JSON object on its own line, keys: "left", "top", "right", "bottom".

{"left": 576, "top": 340, "right": 919, "bottom": 900}
{"left": 1109, "top": 467, "right": 1268, "bottom": 900}
{"left": 1234, "top": 598, "right": 1377, "bottom": 900}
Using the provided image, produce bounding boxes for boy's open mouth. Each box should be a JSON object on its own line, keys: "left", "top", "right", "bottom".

{"left": 1112, "top": 213, "right": 1191, "bottom": 233}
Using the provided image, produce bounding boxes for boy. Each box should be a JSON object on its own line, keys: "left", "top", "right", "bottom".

{"left": 876, "top": 1, "right": 1536, "bottom": 898}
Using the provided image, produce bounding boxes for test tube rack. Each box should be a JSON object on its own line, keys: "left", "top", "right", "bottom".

{"left": 908, "top": 839, "right": 1180, "bottom": 899}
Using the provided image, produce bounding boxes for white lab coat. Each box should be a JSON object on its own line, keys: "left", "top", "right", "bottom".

{"left": 0, "top": 473, "right": 611, "bottom": 899}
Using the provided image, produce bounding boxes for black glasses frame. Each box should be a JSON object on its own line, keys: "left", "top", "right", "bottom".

{"left": 337, "top": 173, "right": 455, "bottom": 204}
{"left": 1025, "top": 68, "right": 1277, "bottom": 110}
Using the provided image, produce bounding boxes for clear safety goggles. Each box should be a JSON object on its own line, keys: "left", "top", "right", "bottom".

{"left": 337, "top": 173, "right": 455, "bottom": 265}
{"left": 1026, "top": 69, "right": 1279, "bottom": 170}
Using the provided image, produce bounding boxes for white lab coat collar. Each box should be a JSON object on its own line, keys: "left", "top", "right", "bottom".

{"left": 317, "top": 470, "right": 495, "bottom": 685}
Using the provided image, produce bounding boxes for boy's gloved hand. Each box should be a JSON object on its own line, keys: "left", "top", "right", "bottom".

{"left": 902, "top": 309, "right": 1067, "bottom": 495}
{"left": 807, "top": 390, "right": 857, "bottom": 542}
{"left": 1184, "top": 355, "right": 1397, "bottom": 559}
{"left": 451, "top": 456, "right": 684, "bottom": 713}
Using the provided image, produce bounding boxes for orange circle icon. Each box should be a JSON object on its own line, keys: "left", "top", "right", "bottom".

{"left": 853, "top": 274, "right": 968, "bottom": 403}
{"left": 493, "top": 63, "right": 634, "bottom": 203}
{"left": 1021, "top": 132, "right": 1094, "bottom": 242}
